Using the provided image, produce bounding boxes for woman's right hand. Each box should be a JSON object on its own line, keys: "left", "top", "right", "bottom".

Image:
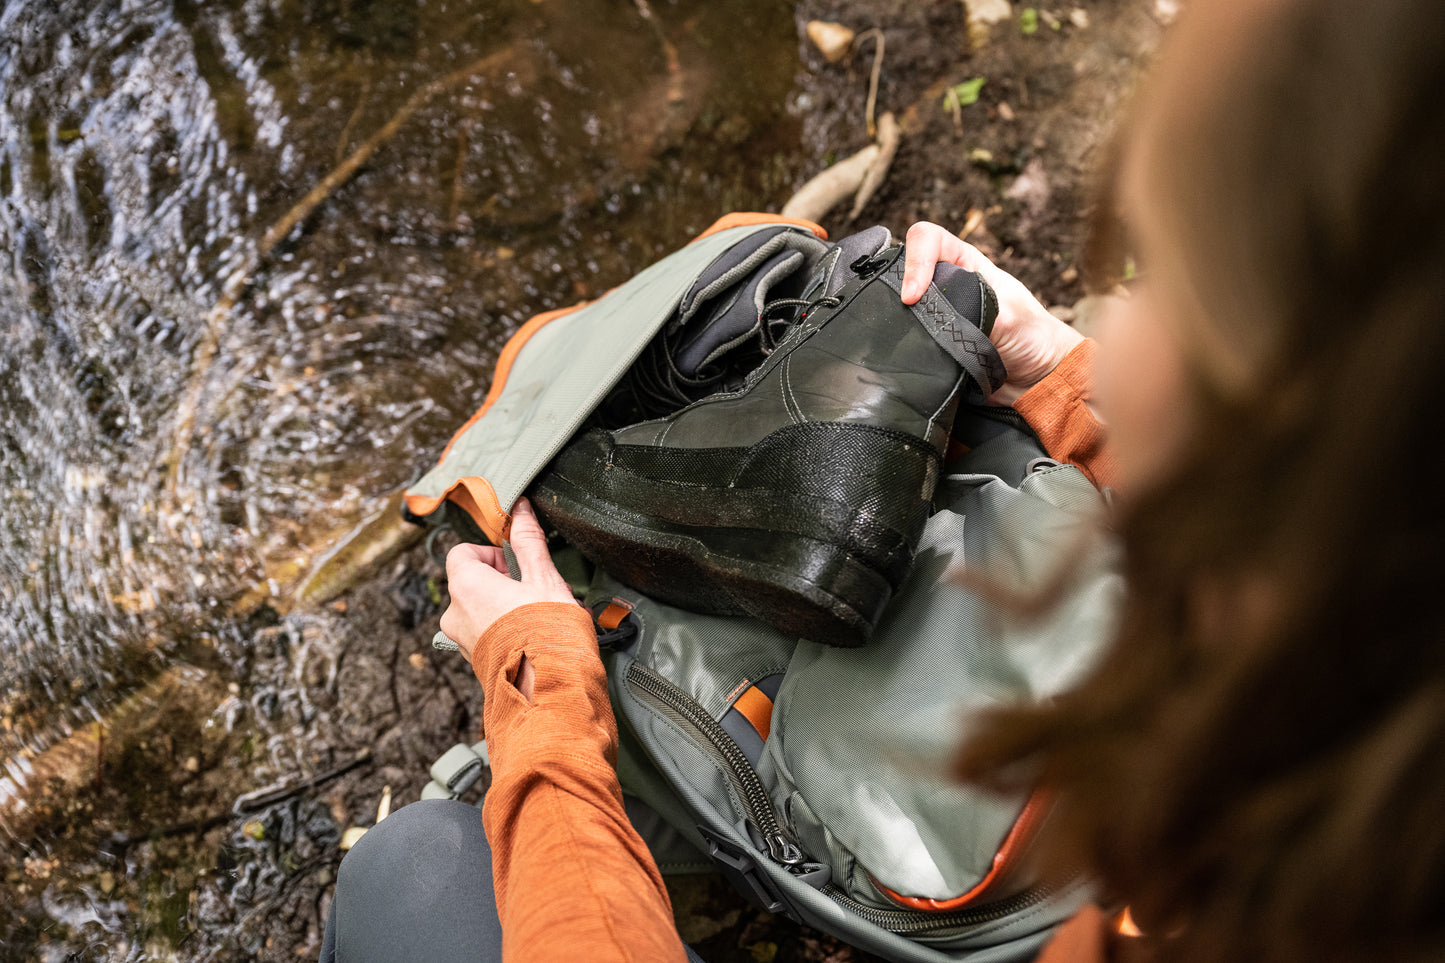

{"left": 900, "top": 221, "right": 1083, "bottom": 406}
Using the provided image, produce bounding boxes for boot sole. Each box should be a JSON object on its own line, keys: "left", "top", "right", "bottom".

{"left": 531, "top": 423, "right": 940, "bottom": 646}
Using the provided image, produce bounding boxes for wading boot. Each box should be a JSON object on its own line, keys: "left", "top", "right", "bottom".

{"left": 531, "top": 238, "right": 1005, "bottom": 646}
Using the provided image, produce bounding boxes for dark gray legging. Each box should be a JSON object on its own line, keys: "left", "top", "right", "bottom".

{"left": 320, "top": 799, "right": 705, "bottom": 962}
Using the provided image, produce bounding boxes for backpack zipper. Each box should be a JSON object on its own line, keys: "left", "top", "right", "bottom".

{"left": 823, "top": 881, "right": 1057, "bottom": 936}
{"left": 626, "top": 661, "right": 806, "bottom": 865}
{"left": 625, "top": 659, "right": 1063, "bottom": 936}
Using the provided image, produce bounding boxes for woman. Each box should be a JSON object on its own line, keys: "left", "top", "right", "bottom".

{"left": 325, "top": 0, "right": 1445, "bottom": 959}
{"left": 950, "top": 0, "right": 1445, "bottom": 960}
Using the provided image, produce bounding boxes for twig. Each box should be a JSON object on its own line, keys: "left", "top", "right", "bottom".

{"left": 109, "top": 739, "right": 362, "bottom": 851}
{"left": 780, "top": 142, "right": 882, "bottom": 223}
{"left": 232, "top": 747, "right": 374, "bottom": 815}
{"left": 107, "top": 809, "right": 234, "bottom": 851}
{"left": 853, "top": 28, "right": 886, "bottom": 139}
{"left": 448, "top": 121, "right": 471, "bottom": 229}
{"left": 633, "top": 0, "right": 684, "bottom": 103}
{"left": 847, "top": 111, "right": 900, "bottom": 223}
{"left": 334, "top": 81, "right": 371, "bottom": 167}
{"left": 165, "top": 47, "right": 521, "bottom": 496}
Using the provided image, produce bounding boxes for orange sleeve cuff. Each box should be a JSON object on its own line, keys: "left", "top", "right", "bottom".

{"left": 1012, "top": 339, "right": 1121, "bottom": 490}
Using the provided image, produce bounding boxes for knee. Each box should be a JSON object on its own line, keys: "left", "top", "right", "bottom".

{"left": 338, "top": 799, "right": 490, "bottom": 885}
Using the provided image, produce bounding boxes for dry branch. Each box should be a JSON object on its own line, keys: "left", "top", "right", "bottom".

{"left": 848, "top": 111, "right": 900, "bottom": 222}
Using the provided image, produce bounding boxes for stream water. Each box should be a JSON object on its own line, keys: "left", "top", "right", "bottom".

{"left": 0, "top": 0, "right": 816, "bottom": 955}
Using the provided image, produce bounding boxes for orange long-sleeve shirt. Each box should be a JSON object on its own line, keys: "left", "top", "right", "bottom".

{"left": 470, "top": 339, "right": 1110, "bottom": 962}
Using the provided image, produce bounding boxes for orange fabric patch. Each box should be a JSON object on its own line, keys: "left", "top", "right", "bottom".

{"left": 597, "top": 600, "right": 632, "bottom": 631}
{"left": 731, "top": 686, "right": 775, "bottom": 742}
{"left": 691, "top": 212, "right": 828, "bottom": 243}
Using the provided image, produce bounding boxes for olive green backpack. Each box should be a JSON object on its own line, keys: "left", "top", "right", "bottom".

{"left": 411, "top": 214, "right": 1122, "bottom": 962}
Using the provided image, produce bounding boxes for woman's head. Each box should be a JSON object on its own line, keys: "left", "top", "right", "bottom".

{"left": 1093, "top": 0, "right": 1445, "bottom": 488}
{"left": 960, "top": 1, "right": 1445, "bottom": 959}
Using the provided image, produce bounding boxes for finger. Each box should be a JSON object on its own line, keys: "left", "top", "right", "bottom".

{"left": 446, "top": 542, "right": 506, "bottom": 581}
{"left": 506, "top": 498, "right": 566, "bottom": 588}
{"left": 901, "top": 222, "right": 945, "bottom": 304}
{"left": 950, "top": 239, "right": 1014, "bottom": 294}
{"left": 451, "top": 542, "right": 509, "bottom": 576}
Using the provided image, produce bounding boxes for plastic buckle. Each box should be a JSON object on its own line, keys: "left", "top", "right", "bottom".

{"left": 428, "top": 742, "right": 489, "bottom": 798}
{"left": 697, "top": 825, "right": 801, "bottom": 924}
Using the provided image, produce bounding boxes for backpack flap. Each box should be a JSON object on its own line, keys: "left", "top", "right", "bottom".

{"left": 404, "top": 214, "right": 828, "bottom": 543}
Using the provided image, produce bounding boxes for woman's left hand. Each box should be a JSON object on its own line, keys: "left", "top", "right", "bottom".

{"left": 439, "top": 498, "right": 577, "bottom": 670}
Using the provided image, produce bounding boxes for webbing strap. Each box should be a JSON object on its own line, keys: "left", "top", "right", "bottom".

{"left": 425, "top": 740, "right": 490, "bottom": 801}
{"left": 878, "top": 255, "right": 1007, "bottom": 402}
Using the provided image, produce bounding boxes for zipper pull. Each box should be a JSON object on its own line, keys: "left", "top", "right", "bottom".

{"left": 766, "top": 832, "right": 807, "bottom": 866}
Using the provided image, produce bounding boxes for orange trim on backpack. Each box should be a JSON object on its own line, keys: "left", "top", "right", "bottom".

{"left": 403, "top": 475, "right": 511, "bottom": 544}
{"left": 872, "top": 790, "right": 1053, "bottom": 913}
{"left": 597, "top": 599, "right": 633, "bottom": 631}
{"left": 691, "top": 212, "right": 828, "bottom": 243}
{"left": 731, "top": 685, "right": 775, "bottom": 742}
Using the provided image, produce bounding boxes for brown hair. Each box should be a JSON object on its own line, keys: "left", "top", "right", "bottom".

{"left": 957, "top": 2, "right": 1445, "bottom": 960}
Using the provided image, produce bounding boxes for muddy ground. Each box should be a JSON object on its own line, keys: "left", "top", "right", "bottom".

{"left": 1, "top": 2, "right": 1164, "bottom": 959}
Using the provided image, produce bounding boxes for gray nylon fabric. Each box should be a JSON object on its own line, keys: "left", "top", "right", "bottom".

{"left": 407, "top": 224, "right": 811, "bottom": 524}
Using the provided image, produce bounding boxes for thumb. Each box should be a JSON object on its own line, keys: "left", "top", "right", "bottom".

{"left": 901, "top": 222, "right": 945, "bottom": 304}
{"left": 505, "top": 497, "right": 558, "bottom": 584}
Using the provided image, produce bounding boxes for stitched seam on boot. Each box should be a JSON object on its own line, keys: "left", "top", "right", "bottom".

{"left": 781, "top": 355, "right": 804, "bottom": 424}
{"left": 922, "top": 375, "right": 965, "bottom": 447}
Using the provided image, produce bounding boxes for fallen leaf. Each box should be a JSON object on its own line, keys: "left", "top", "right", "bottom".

{"left": 944, "top": 77, "right": 987, "bottom": 111}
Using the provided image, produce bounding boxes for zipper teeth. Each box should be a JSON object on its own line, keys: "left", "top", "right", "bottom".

{"left": 626, "top": 662, "right": 788, "bottom": 844}
{"left": 823, "top": 882, "right": 1054, "bottom": 935}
